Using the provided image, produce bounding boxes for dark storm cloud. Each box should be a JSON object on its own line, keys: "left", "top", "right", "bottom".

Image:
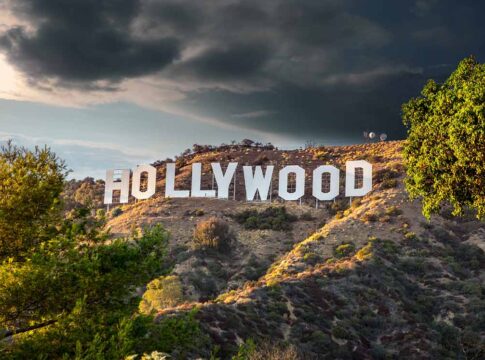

{"left": 274, "top": 0, "right": 390, "bottom": 49}
{"left": 135, "top": 0, "right": 203, "bottom": 35}
{"left": 176, "top": 69, "right": 433, "bottom": 142}
{"left": 182, "top": 42, "right": 272, "bottom": 80}
{"left": 0, "top": 0, "right": 180, "bottom": 86}
{"left": 1, "top": 0, "right": 485, "bottom": 141}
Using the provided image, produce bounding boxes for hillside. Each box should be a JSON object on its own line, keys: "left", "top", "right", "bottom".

{"left": 104, "top": 142, "right": 404, "bottom": 302}
{"left": 68, "top": 141, "right": 484, "bottom": 359}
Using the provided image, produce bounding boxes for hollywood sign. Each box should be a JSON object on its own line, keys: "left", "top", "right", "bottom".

{"left": 104, "top": 161, "right": 372, "bottom": 205}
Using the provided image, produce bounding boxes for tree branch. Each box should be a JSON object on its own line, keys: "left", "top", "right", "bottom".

{"left": 1, "top": 319, "right": 57, "bottom": 339}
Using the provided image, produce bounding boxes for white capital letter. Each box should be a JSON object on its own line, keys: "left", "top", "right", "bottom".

{"left": 312, "top": 165, "right": 339, "bottom": 200}
{"left": 132, "top": 164, "right": 157, "bottom": 200}
{"left": 104, "top": 169, "right": 130, "bottom": 204}
{"left": 243, "top": 166, "right": 274, "bottom": 201}
{"left": 278, "top": 165, "right": 305, "bottom": 201}
{"left": 191, "top": 163, "right": 216, "bottom": 198}
{"left": 165, "top": 163, "right": 190, "bottom": 198}
{"left": 345, "top": 160, "right": 372, "bottom": 197}
{"left": 212, "top": 162, "right": 237, "bottom": 199}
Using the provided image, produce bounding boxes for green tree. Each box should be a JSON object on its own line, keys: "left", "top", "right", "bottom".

{"left": 0, "top": 223, "right": 173, "bottom": 358}
{"left": 402, "top": 56, "right": 485, "bottom": 219}
{"left": 139, "top": 275, "right": 185, "bottom": 315}
{"left": 73, "top": 178, "right": 105, "bottom": 209}
{"left": 0, "top": 141, "right": 68, "bottom": 258}
{"left": 0, "top": 145, "right": 208, "bottom": 359}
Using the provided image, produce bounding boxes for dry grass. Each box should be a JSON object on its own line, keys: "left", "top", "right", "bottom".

{"left": 247, "top": 342, "right": 302, "bottom": 360}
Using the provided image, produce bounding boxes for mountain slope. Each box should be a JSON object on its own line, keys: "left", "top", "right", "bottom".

{"left": 97, "top": 141, "right": 484, "bottom": 359}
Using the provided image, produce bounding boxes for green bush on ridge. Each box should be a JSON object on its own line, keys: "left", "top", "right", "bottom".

{"left": 232, "top": 206, "right": 297, "bottom": 231}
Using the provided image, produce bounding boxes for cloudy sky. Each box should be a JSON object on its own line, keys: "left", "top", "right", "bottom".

{"left": 0, "top": 0, "right": 484, "bottom": 178}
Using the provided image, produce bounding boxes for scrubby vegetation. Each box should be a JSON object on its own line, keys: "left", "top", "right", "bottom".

{"left": 63, "top": 176, "right": 105, "bottom": 212}
{"left": 374, "top": 167, "right": 400, "bottom": 189}
{"left": 232, "top": 339, "right": 302, "bottom": 359}
{"left": 194, "top": 234, "right": 485, "bottom": 358}
{"left": 111, "top": 206, "right": 123, "bottom": 217}
{"left": 193, "top": 217, "right": 233, "bottom": 252}
{"left": 140, "top": 275, "right": 185, "bottom": 315}
{"left": 232, "top": 206, "right": 297, "bottom": 231}
{"left": 334, "top": 242, "right": 356, "bottom": 258}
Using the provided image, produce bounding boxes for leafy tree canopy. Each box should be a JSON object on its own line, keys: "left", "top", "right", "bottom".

{"left": 402, "top": 56, "right": 485, "bottom": 220}
{"left": 0, "top": 214, "right": 204, "bottom": 359}
{"left": 0, "top": 143, "right": 208, "bottom": 359}
{"left": 0, "top": 141, "right": 68, "bottom": 258}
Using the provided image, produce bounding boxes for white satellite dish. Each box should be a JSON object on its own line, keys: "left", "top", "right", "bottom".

{"left": 368, "top": 132, "right": 376, "bottom": 139}
{"left": 380, "top": 133, "right": 388, "bottom": 141}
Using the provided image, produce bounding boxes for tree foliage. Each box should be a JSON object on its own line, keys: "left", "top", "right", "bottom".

{"left": 0, "top": 218, "right": 185, "bottom": 359}
{"left": 0, "top": 143, "right": 210, "bottom": 358}
{"left": 139, "top": 275, "right": 185, "bottom": 315}
{"left": 0, "top": 141, "right": 68, "bottom": 258}
{"left": 402, "top": 56, "right": 485, "bottom": 219}
{"left": 63, "top": 177, "right": 105, "bottom": 212}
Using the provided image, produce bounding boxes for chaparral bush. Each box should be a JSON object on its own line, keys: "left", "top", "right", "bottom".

{"left": 233, "top": 206, "right": 297, "bottom": 231}
{"left": 139, "top": 275, "right": 185, "bottom": 315}
{"left": 193, "top": 217, "right": 233, "bottom": 251}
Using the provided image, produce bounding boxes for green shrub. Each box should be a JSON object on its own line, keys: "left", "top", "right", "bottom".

{"left": 454, "top": 244, "right": 485, "bottom": 271}
{"left": 232, "top": 339, "right": 301, "bottom": 360}
{"left": 334, "top": 243, "right": 356, "bottom": 258}
{"left": 327, "top": 199, "right": 349, "bottom": 216}
{"left": 233, "top": 207, "right": 297, "bottom": 231}
{"left": 133, "top": 351, "right": 171, "bottom": 360}
{"left": 350, "top": 198, "right": 362, "bottom": 208}
{"left": 375, "top": 168, "right": 400, "bottom": 183}
{"left": 361, "top": 212, "right": 377, "bottom": 222}
{"left": 299, "top": 211, "right": 315, "bottom": 221}
{"left": 331, "top": 325, "right": 351, "bottom": 339}
{"left": 111, "top": 207, "right": 123, "bottom": 217}
{"left": 188, "top": 271, "right": 218, "bottom": 299}
{"left": 310, "top": 330, "right": 331, "bottom": 346}
{"left": 96, "top": 208, "right": 106, "bottom": 220}
{"left": 355, "top": 243, "right": 373, "bottom": 261}
{"left": 139, "top": 275, "right": 185, "bottom": 315}
{"left": 303, "top": 252, "right": 321, "bottom": 265}
{"left": 404, "top": 231, "right": 417, "bottom": 240}
{"left": 334, "top": 211, "right": 345, "bottom": 219}
{"left": 385, "top": 206, "right": 402, "bottom": 216}
{"left": 132, "top": 309, "right": 208, "bottom": 357}
{"left": 381, "top": 178, "right": 398, "bottom": 189}
{"left": 193, "top": 217, "right": 232, "bottom": 251}
{"left": 243, "top": 256, "right": 268, "bottom": 281}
